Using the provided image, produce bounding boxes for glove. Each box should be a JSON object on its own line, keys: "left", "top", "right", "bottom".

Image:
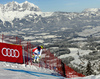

{"left": 32, "top": 55, "right": 34, "bottom": 58}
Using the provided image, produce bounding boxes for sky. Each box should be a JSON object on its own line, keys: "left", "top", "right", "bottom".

{"left": 0, "top": 0, "right": 100, "bottom": 12}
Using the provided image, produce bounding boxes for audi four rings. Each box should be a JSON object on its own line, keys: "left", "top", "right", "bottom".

{"left": 1, "top": 48, "right": 20, "bottom": 58}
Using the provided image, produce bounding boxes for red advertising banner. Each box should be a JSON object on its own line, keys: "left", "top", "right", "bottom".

{"left": 0, "top": 42, "right": 23, "bottom": 63}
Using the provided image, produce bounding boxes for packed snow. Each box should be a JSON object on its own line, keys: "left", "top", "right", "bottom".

{"left": 58, "top": 48, "right": 91, "bottom": 66}
{"left": 0, "top": 62, "right": 65, "bottom": 79}
{"left": 78, "top": 26, "right": 100, "bottom": 37}
{"left": 0, "top": 61, "right": 100, "bottom": 79}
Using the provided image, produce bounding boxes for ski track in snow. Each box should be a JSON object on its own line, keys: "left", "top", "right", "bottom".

{"left": 0, "top": 62, "right": 65, "bottom": 79}
{"left": 0, "top": 62, "right": 100, "bottom": 79}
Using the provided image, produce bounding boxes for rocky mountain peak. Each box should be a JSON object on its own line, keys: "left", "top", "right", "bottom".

{"left": 21, "top": 1, "right": 40, "bottom": 11}
{"left": 0, "top": 1, "right": 40, "bottom": 12}
{"left": 83, "top": 8, "right": 100, "bottom": 13}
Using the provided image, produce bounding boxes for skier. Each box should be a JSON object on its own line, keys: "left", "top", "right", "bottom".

{"left": 32, "top": 45, "right": 43, "bottom": 63}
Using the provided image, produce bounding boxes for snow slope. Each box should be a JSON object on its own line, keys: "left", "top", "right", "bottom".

{"left": 0, "top": 62, "right": 65, "bottom": 79}
{"left": 0, "top": 10, "right": 53, "bottom": 22}
{"left": 58, "top": 48, "right": 91, "bottom": 67}
{"left": 0, "top": 39, "right": 64, "bottom": 79}
{"left": 68, "top": 75, "right": 100, "bottom": 79}
{"left": 0, "top": 61, "right": 100, "bottom": 79}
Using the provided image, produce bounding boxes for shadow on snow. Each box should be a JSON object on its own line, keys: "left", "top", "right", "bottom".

{"left": 4, "top": 68, "right": 64, "bottom": 79}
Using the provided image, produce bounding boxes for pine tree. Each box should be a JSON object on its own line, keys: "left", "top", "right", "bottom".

{"left": 86, "top": 61, "right": 93, "bottom": 76}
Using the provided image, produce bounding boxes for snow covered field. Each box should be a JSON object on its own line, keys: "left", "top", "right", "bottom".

{"left": 0, "top": 62, "right": 65, "bottom": 79}
{"left": 69, "top": 75, "right": 100, "bottom": 79}
{"left": 0, "top": 61, "right": 100, "bottom": 79}
{"left": 58, "top": 48, "right": 91, "bottom": 67}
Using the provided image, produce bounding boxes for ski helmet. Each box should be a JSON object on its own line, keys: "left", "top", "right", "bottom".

{"left": 40, "top": 45, "right": 43, "bottom": 49}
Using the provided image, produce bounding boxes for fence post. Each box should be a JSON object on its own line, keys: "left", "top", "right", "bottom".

{"left": 29, "top": 42, "right": 32, "bottom": 65}
{"left": 61, "top": 61, "right": 66, "bottom": 77}
{"left": 23, "top": 46, "right": 25, "bottom": 64}
{"left": 51, "top": 53, "right": 54, "bottom": 70}
{"left": 49, "top": 50, "right": 51, "bottom": 70}
{"left": 45, "top": 51, "right": 47, "bottom": 68}
{"left": 26, "top": 42, "right": 28, "bottom": 65}
{"left": 56, "top": 58, "right": 59, "bottom": 72}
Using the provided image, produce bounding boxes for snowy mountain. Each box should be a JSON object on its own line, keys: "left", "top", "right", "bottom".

{"left": 1, "top": 1, "right": 100, "bottom": 46}
{"left": 0, "top": 1, "right": 40, "bottom": 12}
{"left": 1, "top": 1, "right": 100, "bottom": 78}
{"left": 0, "top": 1, "right": 44, "bottom": 22}
{"left": 83, "top": 8, "right": 100, "bottom": 13}
{"left": 1, "top": 1, "right": 100, "bottom": 48}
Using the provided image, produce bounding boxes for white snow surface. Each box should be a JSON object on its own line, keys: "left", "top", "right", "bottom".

{"left": 58, "top": 48, "right": 91, "bottom": 65}
{"left": 0, "top": 11, "right": 53, "bottom": 22}
{"left": 0, "top": 62, "right": 64, "bottom": 79}
{"left": 83, "top": 8, "right": 99, "bottom": 12}
{"left": 77, "top": 26, "right": 100, "bottom": 37}
{"left": 0, "top": 61, "right": 100, "bottom": 79}
{"left": 0, "top": 1, "right": 53, "bottom": 22}
{"left": 68, "top": 75, "right": 100, "bottom": 79}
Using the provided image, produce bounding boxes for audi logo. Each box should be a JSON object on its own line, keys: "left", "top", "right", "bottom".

{"left": 1, "top": 48, "right": 20, "bottom": 58}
